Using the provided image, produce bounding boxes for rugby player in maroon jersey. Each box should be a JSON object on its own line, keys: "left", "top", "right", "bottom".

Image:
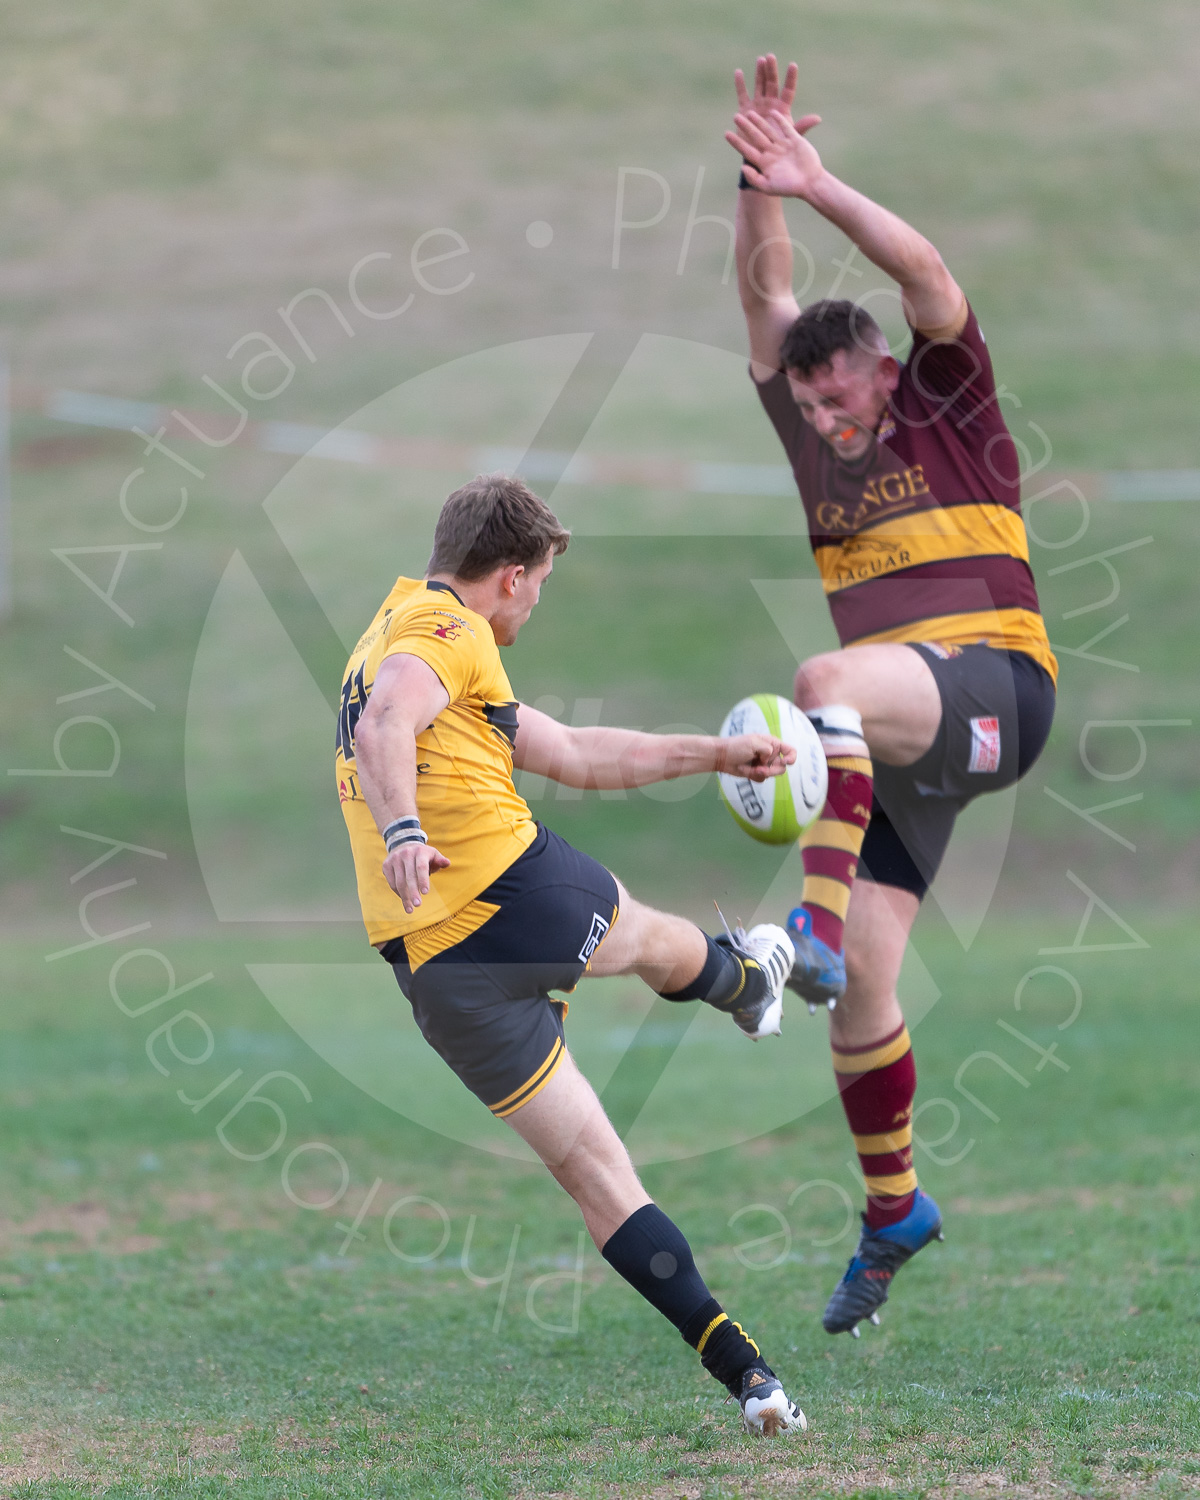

{"left": 726, "top": 55, "right": 1057, "bottom": 1337}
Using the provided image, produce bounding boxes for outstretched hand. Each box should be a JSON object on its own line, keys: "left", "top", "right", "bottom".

{"left": 735, "top": 53, "right": 796, "bottom": 119}
{"left": 725, "top": 107, "right": 825, "bottom": 200}
{"left": 719, "top": 734, "right": 797, "bottom": 783}
{"left": 733, "top": 53, "right": 817, "bottom": 128}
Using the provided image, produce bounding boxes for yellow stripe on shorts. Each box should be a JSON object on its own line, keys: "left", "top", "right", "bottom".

{"left": 489, "top": 1037, "right": 565, "bottom": 1119}
{"left": 403, "top": 898, "right": 500, "bottom": 971}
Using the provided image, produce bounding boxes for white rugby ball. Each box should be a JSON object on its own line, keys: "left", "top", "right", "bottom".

{"left": 718, "top": 694, "right": 828, "bottom": 845}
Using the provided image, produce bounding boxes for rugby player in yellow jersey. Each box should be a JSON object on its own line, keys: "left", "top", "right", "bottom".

{"left": 726, "top": 56, "right": 1057, "bottom": 1336}
{"left": 336, "top": 474, "right": 805, "bottom": 1436}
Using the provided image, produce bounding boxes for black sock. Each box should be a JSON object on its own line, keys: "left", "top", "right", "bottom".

{"left": 682, "top": 1299, "right": 771, "bottom": 1391}
{"left": 601, "top": 1203, "right": 710, "bottom": 1325}
{"left": 601, "top": 1204, "right": 767, "bottom": 1393}
{"left": 660, "top": 933, "right": 744, "bottom": 1008}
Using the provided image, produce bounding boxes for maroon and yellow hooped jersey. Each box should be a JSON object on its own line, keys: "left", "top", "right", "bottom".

{"left": 755, "top": 304, "right": 1057, "bottom": 685}
{"left": 336, "top": 578, "right": 537, "bottom": 946}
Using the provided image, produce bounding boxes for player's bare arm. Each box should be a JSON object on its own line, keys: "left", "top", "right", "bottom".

{"left": 728, "top": 54, "right": 966, "bottom": 341}
{"left": 732, "top": 56, "right": 812, "bottom": 378}
{"left": 353, "top": 651, "right": 451, "bottom": 914}
{"left": 513, "top": 704, "right": 795, "bottom": 789}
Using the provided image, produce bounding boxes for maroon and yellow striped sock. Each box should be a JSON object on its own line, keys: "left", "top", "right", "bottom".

{"left": 800, "top": 706, "right": 873, "bottom": 953}
{"left": 832, "top": 1021, "right": 918, "bottom": 1228}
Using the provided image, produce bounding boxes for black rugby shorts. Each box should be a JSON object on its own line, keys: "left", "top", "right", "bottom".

{"left": 858, "top": 644, "right": 1055, "bottom": 899}
{"left": 379, "top": 825, "right": 619, "bottom": 1119}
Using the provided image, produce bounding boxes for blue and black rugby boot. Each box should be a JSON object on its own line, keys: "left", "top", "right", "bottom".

{"left": 784, "top": 906, "right": 846, "bottom": 1013}
{"left": 823, "top": 1188, "right": 944, "bottom": 1336}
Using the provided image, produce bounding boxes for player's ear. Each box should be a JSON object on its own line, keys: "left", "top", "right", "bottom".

{"left": 878, "top": 355, "right": 901, "bottom": 393}
{"left": 500, "top": 562, "right": 525, "bottom": 597}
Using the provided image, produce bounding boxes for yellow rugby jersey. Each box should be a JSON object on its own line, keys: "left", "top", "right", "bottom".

{"left": 335, "top": 578, "right": 537, "bottom": 946}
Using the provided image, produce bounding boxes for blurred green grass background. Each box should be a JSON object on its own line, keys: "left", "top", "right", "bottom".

{"left": 1, "top": 0, "right": 1196, "bottom": 927}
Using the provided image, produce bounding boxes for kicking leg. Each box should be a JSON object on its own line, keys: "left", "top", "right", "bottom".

{"left": 586, "top": 882, "right": 794, "bottom": 1041}
{"left": 582, "top": 884, "right": 706, "bottom": 994}
{"left": 503, "top": 1050, "right": 805, "bottom": 1434}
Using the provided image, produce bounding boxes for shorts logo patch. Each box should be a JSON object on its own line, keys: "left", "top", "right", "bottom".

{"left": 968, "top": 715, "right": 1001, "bottom": 774}
{"left": 921, "top": 641, "right": 963, "bottom": 660}
{"left": 579, "top": 912, "right": 610, "bottom": 964}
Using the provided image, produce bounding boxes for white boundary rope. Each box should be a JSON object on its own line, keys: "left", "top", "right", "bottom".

{"left": 12, "top": 381, "right": 1200, "bottom": 502}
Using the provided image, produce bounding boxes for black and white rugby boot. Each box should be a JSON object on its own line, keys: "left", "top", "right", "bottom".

{"left": 712, "top": 920, "right": 794, "bottom": 1040}
{"left": 823, "top": 1188, "right": 944, "bottom": 1336}
{"left": 736, "top": 1364, "right": 807, "bottom": 1437}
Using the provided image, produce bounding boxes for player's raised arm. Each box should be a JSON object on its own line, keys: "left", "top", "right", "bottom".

{"left": 353, "top": 651, "right": 451, "bottom": 914}
{"left": 732, "top": 56, "right": 810, "bottom": 379}
{"left": 727, "top": 55, "right": 967, "bottom": 339}
{"left": 514, "top": 703, "right": 795, "bottom": 789}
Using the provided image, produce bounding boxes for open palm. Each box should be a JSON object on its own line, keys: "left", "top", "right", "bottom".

{"left": 725, "top": 109, "right": 824, "bottom": 199}
{"left": 734, "top": 53, "right": 801, "bottom": 122}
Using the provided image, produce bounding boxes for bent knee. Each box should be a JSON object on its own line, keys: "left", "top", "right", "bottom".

{"left": 795, "top": 651, "right": 852, "bottom": 708}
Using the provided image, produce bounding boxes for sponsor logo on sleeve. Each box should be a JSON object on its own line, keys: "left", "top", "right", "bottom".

{"left": 431, "top": 610, "right": 474, "bottom": 641}
{"left": 968, "top": 715, "right": 1001, "bottom": 774}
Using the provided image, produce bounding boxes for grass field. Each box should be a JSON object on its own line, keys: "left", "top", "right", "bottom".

{"left": 0, "top": 917, "right": 1197, "bottom": 1496}
{"left": 1, "top": 1, "right": 1199, "bottom": 1495}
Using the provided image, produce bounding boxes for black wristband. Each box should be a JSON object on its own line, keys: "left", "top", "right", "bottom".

{"left": 383, "top": 816, "right": 425, "bottom": 852}
{"left": 738, "top": 159, "right": 757, "bottom": 191}
{"left": 386, "top": 831, "right": 427, "bottom": 852}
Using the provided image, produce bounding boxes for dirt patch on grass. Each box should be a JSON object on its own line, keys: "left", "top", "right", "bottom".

{"left": 159, "top": 1187, "right": 281, "bottom": 1232}
{"left": 949, "top": 1183, "right": 1195, "bottom": 1217}
{"left": 0, "top": 1178, "right": 294, "bottom": 1255}
{"left": 1, "top": 1420, "right": 1196, "bottom": 1497}
{"left": 2, "top": 1199, "right": 110, "bottom": 1250}
{"left": 0, "top": 1415, "right": 368, "bottom": 1487}
{"left": 536, "top": 1456, "right": 1200, "bottom": 1499}
{"left": 0, "top": 1200, "right": 165, "bottom": 1257}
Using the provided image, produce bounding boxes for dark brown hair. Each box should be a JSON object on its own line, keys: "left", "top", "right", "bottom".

{"left": 427, "top": 473, "right": 570, "bottom": 581}
{"left": 779, "top": 299, "right": 889, "bottom": 376}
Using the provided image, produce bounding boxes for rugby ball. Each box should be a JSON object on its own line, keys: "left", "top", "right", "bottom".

{"left": 718, "top": 694, "right": 827, "bottom": 845}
